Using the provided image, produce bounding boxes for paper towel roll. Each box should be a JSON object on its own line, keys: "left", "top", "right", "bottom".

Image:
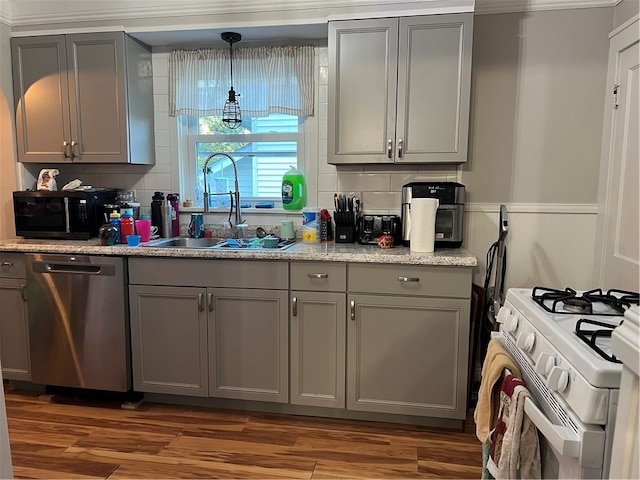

{"left": 410, "top": 198, "right": 439, "bottom": 253}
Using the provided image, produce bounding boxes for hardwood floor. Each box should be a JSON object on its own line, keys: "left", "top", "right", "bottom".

{"left": 4, "top": 388, "right": 482, "bottom": 479}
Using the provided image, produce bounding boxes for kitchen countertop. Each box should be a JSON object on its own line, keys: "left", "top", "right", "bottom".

{"left": 0, "top": 238, "right": 477, "bottom": 267}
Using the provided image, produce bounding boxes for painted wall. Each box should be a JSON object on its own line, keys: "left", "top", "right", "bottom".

{"left": 0, "top": 5, "right": 627, "bottom": 291}
{"left": 0, "top": 21, "right": 18, "bottom": 240}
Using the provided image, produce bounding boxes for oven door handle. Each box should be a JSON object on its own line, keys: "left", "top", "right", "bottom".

{"left": 524, "top": 396, "right": 581, "bottom": 458}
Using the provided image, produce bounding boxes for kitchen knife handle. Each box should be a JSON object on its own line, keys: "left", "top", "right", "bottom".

{"left": 198, "top": 293, "right": 204, "bottom": 312}
{"left": 207, "top": 292, "right": 213, "bottom": 312}
{"left": 350, "top": 300, "right": 356, "bottom": 321}
{"left": 398, "top": 276, "right": 420, "bottom": 283}
{"left": 307, "top": 273, "right": 328, "bottom": 279}
{"left": 387, "top": 139, "right": 393, "bottom": 159}
{"left": 397, "top": 138, "right": 403, "bottom": 158}
{"left": 292, "top": 296, "right": 298, "bottom": 317}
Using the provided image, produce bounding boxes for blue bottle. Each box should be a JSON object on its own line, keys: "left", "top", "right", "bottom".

{"left": 109, "top": 210, "right": 121, "bottom": 244}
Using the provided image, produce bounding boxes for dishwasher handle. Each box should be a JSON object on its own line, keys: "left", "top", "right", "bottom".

{"left": 31, "top": 261, "right": 115, "bottom": 276}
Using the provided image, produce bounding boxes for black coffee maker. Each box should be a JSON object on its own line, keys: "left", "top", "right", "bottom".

{"left": 401, "top": 182, "right": 465, "bottom": 248}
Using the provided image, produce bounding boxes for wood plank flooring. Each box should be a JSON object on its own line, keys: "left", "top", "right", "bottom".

{"left": 4, "top": 387, "right": 482, "bottom": 479}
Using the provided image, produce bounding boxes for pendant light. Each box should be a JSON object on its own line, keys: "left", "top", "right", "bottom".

{"left": 221, "top": 32, "right": 242, "bottom": 129}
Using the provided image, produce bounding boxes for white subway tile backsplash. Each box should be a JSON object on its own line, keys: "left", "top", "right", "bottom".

{"left": 361, "top": 191, "right": 402, "bottom": 213}
{"left": 143, "top": 172, "right": 173, "bottom": 191}
{"left": 153, "top": 75, "right": 169, "bottom": 95}
{"left": 154, "top": 147, "right": 171, "bottom": 165}
{"left": 389, "top": 171, "right": 452, "bottom": 190}
{"left": 154, "top": 130, "right": 170, "bottom": 148}
{"left": 317, "top": 173, "right": 338, "bottom": 192}
{"left": 154, "top": 94, "right": 169, "bottom": 113}
{"left": 318, "top": 102, "right": 327, "bottom": 121}
{"left": 153, "top": 113, "right": 170, "bottom": 131}
{"left": 317, "top": 48, "right": 328, "bottom": 67}
{"left": 319, "top": 84, "right": 328, "bottom": 103}
{"left": 317, "top": 191, "right": 338, "bottom": 211}
{"left": 338, "top": 173, "right": 390, "bottom": 192}
{"left": 319, "top": 65, "right": 328, "bottom": 85}
{"left": 152, "top": 53, "right": 169, "bottom": 77}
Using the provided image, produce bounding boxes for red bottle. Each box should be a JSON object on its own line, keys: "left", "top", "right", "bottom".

{"left": 120, "top": 212, "right": 134, "bottom": 243}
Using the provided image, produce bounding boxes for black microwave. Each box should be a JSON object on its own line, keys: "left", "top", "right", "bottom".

{"left": 13, "top": 189, "right": 118, "bottom": 239}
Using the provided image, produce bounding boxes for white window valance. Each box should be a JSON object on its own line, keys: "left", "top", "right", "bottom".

{"left": 169, "top": 45, "right": 315, "bottom": 118}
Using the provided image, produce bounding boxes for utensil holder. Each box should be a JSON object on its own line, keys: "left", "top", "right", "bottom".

{"left": 334, "top": 211, "right": 356, "bottom": 243}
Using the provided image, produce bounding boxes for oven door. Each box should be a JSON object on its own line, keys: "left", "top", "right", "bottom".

{"left": 497, "top": 334, "right": 607, "bottom": 478}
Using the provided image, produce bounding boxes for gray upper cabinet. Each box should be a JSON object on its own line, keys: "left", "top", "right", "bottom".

{"left": 11, "top": 32, "right": 155, "bottom": 164}
{"left": 328, "top": 14, "right": 473, "bottom": 164}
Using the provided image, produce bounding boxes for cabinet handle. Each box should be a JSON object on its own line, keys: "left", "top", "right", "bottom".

{"left": 21, "top": 284, "right": 27, "bottom": 302}
{"left": 292, "top": 296, "right": 298, "bottom": 317}
{"left": 387, "top": 139, "right": 393, "bottom": 159}
{"left": 207, "top": 292, "right": 213, "bottom": 312}
{"left": 398, "top": 138, "right": 403, "bottom": 158}
{"left": 350, "top": 300, "right": 355, "bottom": 321}
{"left": 198, "top": 293, "right": 204, "bottom": 312}
{"left": 62, "top": 141, "right": 70, "bottom": 158}
{"left": 1, "top": 262, "right": 13, "bottom": 267}
{"left": 307, "top": 273, "right": 328, "bottom": 279}
{"left": 398, "top": 276, "right": 420, "bottom": 283}
{"left": 70, "top": 140, "right": 78, "bottom": 159}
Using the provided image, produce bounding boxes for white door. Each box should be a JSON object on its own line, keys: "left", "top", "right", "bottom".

{"left": 595, "top": 18, "right": 640, "bottom": 291}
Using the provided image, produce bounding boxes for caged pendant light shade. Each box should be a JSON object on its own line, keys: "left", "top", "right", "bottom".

{"left": 221, "top": 32, "right": 242, "bottom": 129}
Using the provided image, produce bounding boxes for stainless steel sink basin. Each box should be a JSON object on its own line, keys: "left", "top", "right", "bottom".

{"left": 211, "top": 237, "right": 296, "bottom": 251}
{"left": 143, "top": 237, "right": 226, "bottom": 248}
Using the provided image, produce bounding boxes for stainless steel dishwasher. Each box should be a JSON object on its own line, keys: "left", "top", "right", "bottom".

{"left": 26, "top": 253, "right": 131, "bottom": 392}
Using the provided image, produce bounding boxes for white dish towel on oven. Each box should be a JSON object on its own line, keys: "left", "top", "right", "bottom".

{"left": 487, "top": 370, "right": 541, "bottom": 479}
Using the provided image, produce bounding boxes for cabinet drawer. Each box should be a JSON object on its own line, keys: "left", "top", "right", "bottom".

{"left": 0, "top": 253, "right": 26, "bottom": 278}
{"left": 348, "top": 264, "right": 470, "bottom": 298}
{"left": 129, "top": 257, "right": 288, "bottom": 290}
{"left": 291, "top": 262, "right": 346, "bottom": 292}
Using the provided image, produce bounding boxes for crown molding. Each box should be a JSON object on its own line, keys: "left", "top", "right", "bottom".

{"left": 475, "top": 0, "right": 617, "bottom": 14}
{"left": 2, "top": 0, "right": 620, "bottom": 26}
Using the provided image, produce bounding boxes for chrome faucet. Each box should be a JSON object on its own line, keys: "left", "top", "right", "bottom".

{"left": 202, "top": 152, "right": 245, "bottom": 233}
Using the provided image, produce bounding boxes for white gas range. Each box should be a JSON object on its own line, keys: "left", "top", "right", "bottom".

{"left": 496, "top": 287, "right": 639, "bottom": 479}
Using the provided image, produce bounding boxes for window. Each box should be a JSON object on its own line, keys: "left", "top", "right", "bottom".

{"left": 169, "top": 44, "right": 315, "bottom": 209}
{"left": 180, "top": 113, "right": 303, "bottom": 208}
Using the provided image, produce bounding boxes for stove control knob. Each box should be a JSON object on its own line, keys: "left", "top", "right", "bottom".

{"left": 535, "top": 352, "right": 556, "bottom": 376}
{"left": 497, "top": 306, "right": 511, "bottom": 324}
{"left": 504, "top": 314, "right": 519, "bottom": 333}
{"left": 547, "top": 366, "right": 570, "bottom": 393}
{"left": 516, "top": 332, "right": 536, "bottom": 353}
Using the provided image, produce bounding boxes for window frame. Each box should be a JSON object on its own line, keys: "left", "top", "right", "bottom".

{"left": 179, "top": 114, "right": 309, "bottom": 209}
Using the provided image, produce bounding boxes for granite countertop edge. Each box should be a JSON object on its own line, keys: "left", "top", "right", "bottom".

{"left": 0, "top": 240, "right": 478, "bottom": 267}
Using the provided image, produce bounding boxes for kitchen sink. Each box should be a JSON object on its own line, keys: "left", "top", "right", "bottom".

{"left": 211, "top": 237, "right": 296, "bottom": 251}
{"left": 143, "top": 237, "right": 226, "bottom": 248}
{"left": 143, "top": 236, "right": 296, "bottom": 250}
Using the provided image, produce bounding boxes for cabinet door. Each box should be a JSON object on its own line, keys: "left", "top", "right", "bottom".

{"left": 0, "top": 279, "right": 30, "bottom": 381}
{"left": 11, "top": 35, "right": 72, "bottom": 163}
{"left": 328, "top": 18, "right": 398, "bottom": 164}
{"left": 66, "top": 32, "right": 129, "bottom": 163}
{"left": 396, "top": 14, "right": 473, "bottom": 164}
{"left": 290, "top": 291, "right": 346, "bottom": 408}
{"left": 129, "top": 285, "right": 208, "bottom": 396}
{"left": 347, "top": 294, "right": 470, "bottom": 419}
{"left": 208, "top": 288, "right": 289, "bottom": 403}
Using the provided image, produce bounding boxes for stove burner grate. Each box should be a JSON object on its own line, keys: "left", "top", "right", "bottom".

{"left": 531, "top": 286, "right": 639, "bottom": 315}
{"left": 575, "top": 318, "right": 622, "bottom": 363}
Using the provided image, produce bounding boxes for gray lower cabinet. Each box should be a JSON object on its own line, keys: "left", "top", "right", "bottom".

{"left": 290, "top": 261, "right": 347, "bottom": 408}
{"left": 129, "top": 285, "right": 208, "bottom": 396}
{"left": 128, "top": 257, "right": 289, "bottom": 401}
{"left": 347, "top": 264, "right": 471, "bottom": 419}
{"left": 0, "top": 254, "right": 30, "bottom": 381}
{"left": 208, "top": 288, "right": 289, "bottom": 403}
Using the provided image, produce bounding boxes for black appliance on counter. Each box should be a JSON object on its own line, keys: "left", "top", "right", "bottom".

{"left": 357, "top": 214, "right": 401, "bottom": 245}
{"left": 401, "top": 182, "right": 465, "bottom": 248}
{"left": 13, "top": 188, "right": 118, "bottom": 239}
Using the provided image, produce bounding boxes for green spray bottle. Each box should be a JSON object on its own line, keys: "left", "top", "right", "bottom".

{"left": 282, "top": 166, "right": 307, "bottom": 210}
